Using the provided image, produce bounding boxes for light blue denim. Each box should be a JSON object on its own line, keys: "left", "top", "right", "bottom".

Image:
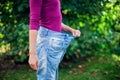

{"left": 36, "top": 26, "right": 75, "bottom": 80}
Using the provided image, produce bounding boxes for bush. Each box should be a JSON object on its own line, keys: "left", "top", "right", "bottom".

{"left": 61, "top": 0, "right": 120, "bottom": 58}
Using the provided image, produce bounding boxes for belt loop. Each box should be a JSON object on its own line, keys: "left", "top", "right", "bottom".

{"left": 46, "top": 29, "right": 48, "bottom": 36}
{"left": 45, "top": 28, "right": 49, "bottom": 37}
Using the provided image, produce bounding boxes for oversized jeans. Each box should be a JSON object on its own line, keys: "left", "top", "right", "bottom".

{"left": 36, "top": 26, "right": 75, "bottom": 80}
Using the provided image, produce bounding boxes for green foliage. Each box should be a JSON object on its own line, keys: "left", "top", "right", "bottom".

{"left": 61, "top": 0, "right": 120, "bottom": 58}
{"left": 0, "top": 0, "right": 29, "bottom": 62}
{"left": 0, "top": 0, "right": 120, "bottom": 62}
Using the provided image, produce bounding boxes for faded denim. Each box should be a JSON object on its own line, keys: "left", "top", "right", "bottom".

{"left": 36, "top": 26, "right": 74, "bottom": 80}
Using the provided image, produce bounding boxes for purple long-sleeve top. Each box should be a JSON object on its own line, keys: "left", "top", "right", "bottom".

{"left": 29, "top": 0, "right": 62, "bottom": 32}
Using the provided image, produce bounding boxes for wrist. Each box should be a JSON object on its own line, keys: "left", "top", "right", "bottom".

{"left": 29, "top": 47, "right": 36, "bottom": 52}
{"left": 29, "top": 51, "right": 36, "bottom": 56}
{"left": 70, "top": 28, "right": 75, "bottom": 33}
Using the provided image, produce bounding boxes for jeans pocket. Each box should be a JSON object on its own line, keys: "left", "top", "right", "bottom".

{"left": 49, "top": 37, "right": 65, "bottom": 52}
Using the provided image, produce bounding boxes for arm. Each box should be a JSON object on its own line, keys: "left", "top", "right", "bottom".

{"left": 29, "top": 0, "right": 42, "bottom": 54}
{"left": 29, "top": 31, "right": 38, "bottom": 54}
{"left": 30, "top": 0, "right": 42, "bottom": 30}
{"left": 28, "top": 0, "right": 42, "bottom": 70}
{"left": 29, "top": 30, "right": 38, "bottom": 70}
{"left": 61, "top": 23, "right": 81, "bottom": 37}
{"left": 61, "top": 23, "right": 74, "bottom": 32}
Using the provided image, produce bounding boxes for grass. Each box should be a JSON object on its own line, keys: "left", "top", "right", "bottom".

{"left": 0, "top": 53, "right": 120, "bottom": 80}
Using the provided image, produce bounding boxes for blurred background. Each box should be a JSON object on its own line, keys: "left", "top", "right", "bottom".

{"left": 0, "top": 0, "right": 120, "bottom": 80}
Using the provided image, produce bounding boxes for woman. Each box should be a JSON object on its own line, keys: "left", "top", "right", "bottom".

{"left": 28, "top": 0, "right": 81, "bottom": 80}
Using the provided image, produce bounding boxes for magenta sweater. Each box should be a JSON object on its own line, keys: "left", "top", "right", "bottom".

{"left": 29, "top": 0, "right": 62, "bottom": 32}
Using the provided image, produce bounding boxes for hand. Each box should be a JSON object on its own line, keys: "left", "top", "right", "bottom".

{"left": 28, "top": 52, "right": 38, "bottom": 70}
{"left": 71, "top": 29, "right": 81, "bottom": 37}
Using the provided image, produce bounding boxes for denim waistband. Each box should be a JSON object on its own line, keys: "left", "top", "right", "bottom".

{"left": 38, "top": 26, "right": 75, "bottom": 38}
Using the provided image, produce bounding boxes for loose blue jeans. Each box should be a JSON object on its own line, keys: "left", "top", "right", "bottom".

{"left": 36, "top": 26, "right": 75, "bottom": 80}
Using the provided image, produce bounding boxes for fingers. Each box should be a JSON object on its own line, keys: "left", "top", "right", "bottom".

{"left": 28, "top": 54, "right": 38, "bottom": 70}
{"left": 29, "top": 61, "right": 38, "bottom": 70}
{"left": 73, "top": 30, "right": 81, "bottom": 37}
{"left": 35, "top": 60, "right": 38, "bottom": 70}
{"left": 76, "top": 30, "right": 81, "bottom": 37}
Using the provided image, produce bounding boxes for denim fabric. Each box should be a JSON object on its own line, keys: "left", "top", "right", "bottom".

{"left": 36, "top": 26, "right": 74, "bottom": 80}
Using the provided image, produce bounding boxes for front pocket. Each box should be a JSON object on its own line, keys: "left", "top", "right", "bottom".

{"left": 49, "top": 37, "right": 65, "bottom": 52}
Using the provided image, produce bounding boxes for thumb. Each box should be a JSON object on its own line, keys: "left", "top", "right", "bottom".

{"left": 36, "top": 60, "right": 38, "bottom": 70}
{"left": 72, "top": 31, "right": 75, "bottom": 36}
